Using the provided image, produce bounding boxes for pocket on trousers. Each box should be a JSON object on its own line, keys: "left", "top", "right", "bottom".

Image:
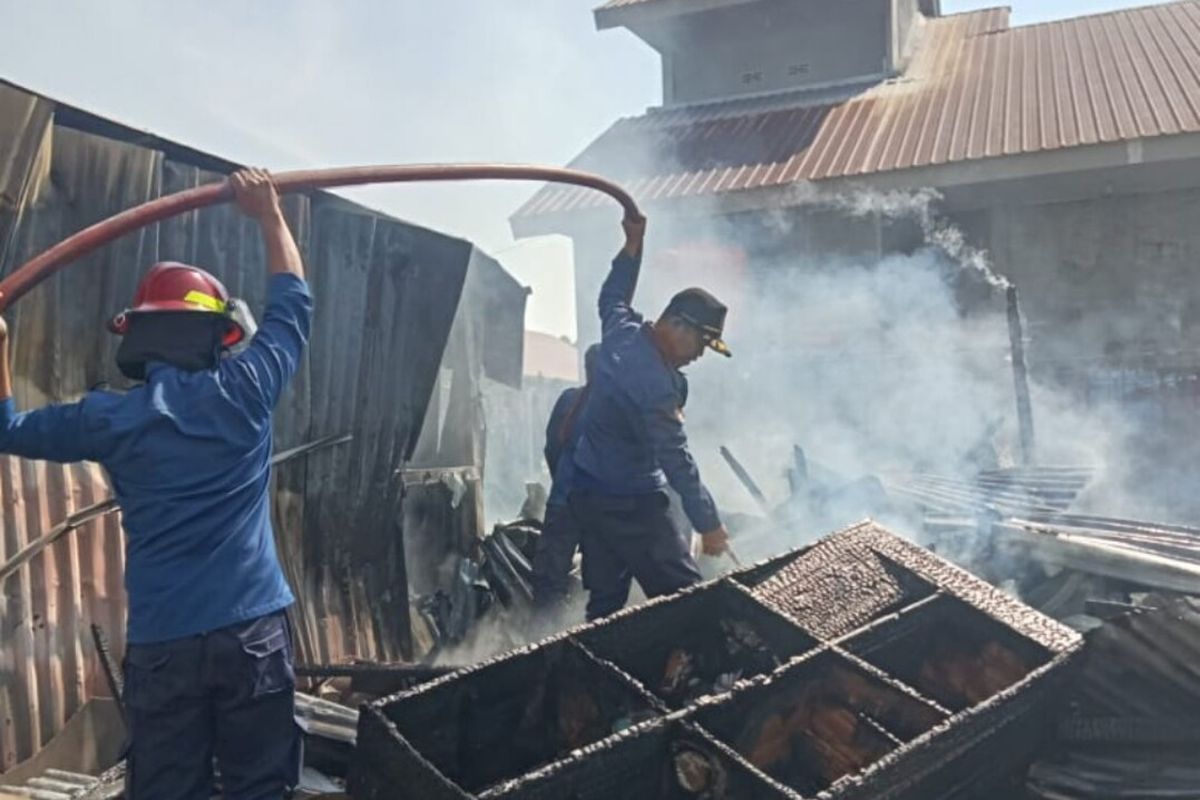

{"left": 235, "top": 615, "right": 295, "bottom": 698}
{"left": 122, "top": 646, "right": 173, "bottom": 712}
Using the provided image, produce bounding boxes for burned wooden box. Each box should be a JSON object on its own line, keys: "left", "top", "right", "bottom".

{"left": 352, "top": 522, "right": 1082, "bottom": 799}
{"left": 574, "top": 581, "right": 819, "bottom": 709}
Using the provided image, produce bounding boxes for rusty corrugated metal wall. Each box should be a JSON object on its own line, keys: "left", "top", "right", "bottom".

{"left": 0, "top": 79, "right": 526, "bottom": 770}
{"left": 0, "top": 459, "right": 123, "bottom": 772}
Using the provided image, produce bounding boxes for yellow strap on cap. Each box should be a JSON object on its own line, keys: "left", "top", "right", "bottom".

{"left": 183, "top": 290, "right": 227, "bottom": 313}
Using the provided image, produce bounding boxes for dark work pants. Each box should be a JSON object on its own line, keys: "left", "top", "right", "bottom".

{"left": 123, "top": 610, "right": 302, "bottom": 800}
{"left": 531, "top": 503, "right": 581, "bottom": 608}
{"left": 570, "top": 489, "right": 703, "bottom": 621}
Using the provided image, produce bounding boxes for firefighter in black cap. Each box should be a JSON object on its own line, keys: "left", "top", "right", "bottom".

{"left": 569, "top": 216, "right": 731, "bottom": 621}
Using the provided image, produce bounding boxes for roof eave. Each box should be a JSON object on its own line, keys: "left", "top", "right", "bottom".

{"left": 512, "top": 132, "right": 1200, "bottom": 238}
{"left": 594, "top": 0, "right": 761, "bottom": 31}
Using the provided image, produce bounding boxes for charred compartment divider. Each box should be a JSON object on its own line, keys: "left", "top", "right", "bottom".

{"left": 841, "top": 593, "right": 1053, "bottom": 713}
{"left": 692, "top": 648, "right": 948, "bottom": 795}
{"left": 353, "top": 638, "right": 662, "bottom": 796}
{"left": 352, "top": 522, "right": 1083, "bottom": 799}
{"left": 574, "top": 581, "right": 820, "bottom": 708}
{"left": 478, "top": 719, "right": 795, "bottom": 800}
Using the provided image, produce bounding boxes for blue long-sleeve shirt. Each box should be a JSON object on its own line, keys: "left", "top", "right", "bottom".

{"left": 572, "top": 251, "right": 721, "bottom": 533}
{"left": 0, "top": 273, "right": 312, "bottom": 644}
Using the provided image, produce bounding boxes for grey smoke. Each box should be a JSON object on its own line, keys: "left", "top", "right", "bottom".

{"left": 785, "top": 184, "right": 1013, "bottom": 290}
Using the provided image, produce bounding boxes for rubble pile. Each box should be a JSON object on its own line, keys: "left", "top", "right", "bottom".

{"left": 349, "top": 522, "right": 1083, "bottom": 799}
{"left": 415, "top": 519, "right": 566, "bottom": 659}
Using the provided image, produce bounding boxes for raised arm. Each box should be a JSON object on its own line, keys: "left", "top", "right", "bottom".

{"left": 231, "top": 168, "right": 304, "bottom": 280}
{"left": 597, "top": 216, "right": 648, "bottom": 337}
{"left": 224, "top": 169, "right": 313, "bottom": 414}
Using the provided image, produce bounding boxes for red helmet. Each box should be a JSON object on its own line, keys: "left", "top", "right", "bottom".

{"left": 108, "top": 262, "right": 245, "bottom": 347}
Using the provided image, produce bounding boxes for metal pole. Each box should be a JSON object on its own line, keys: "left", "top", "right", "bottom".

{"left": 1006, "top": 285, "right": 1036, "bottom": 466}
{"left": 719, "top": 446, "right": 772, "bottom": 515}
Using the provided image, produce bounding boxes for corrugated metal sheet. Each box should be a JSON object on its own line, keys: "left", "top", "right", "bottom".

{"left": 1027, "top": 595, "right": 1200, "bottom": 798}
{"left": 0, "top": 79, "right": 527, "bottom": 772}
{"left": 518, "top": 2, "right": 1200, "bottom": 218}
{"left": 0, "top": 460, "right": 123, "bottom": 774}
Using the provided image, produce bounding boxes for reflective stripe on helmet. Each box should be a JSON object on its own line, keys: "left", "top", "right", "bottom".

{"left": 183, "top": 290, "right": 228, "bottom": 313}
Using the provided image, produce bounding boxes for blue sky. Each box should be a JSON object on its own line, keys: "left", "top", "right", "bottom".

{"left": 0, "top": 1, "right": 1172, "bottom": 337}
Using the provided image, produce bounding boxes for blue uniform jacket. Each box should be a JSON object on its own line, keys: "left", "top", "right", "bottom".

{"left": 572, "top": 251, "right": 721, "bottom": 534}
{"left": 0, "top": 274, "right": 312, "bottom": 644}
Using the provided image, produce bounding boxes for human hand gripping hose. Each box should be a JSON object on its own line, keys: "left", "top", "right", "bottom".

{"left": 0, "top": 163, "right": 643, "bottom": 311}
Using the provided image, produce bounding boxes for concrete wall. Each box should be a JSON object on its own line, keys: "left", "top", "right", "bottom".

{"left": 978, "top": 189, "right": 1200, "bottom": 369}
{"left": 660, "top": 0, "right": 891, "bottom": 106}
{"left": 967, "top": 189, "right": 1200, "bottom": 520}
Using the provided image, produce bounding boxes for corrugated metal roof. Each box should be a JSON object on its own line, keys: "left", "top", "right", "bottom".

{"left": 0, "top": 79, "right": 527, "bottom": 772}
{"left": 518, "top": 2, "right": 1200, "bottom": 219}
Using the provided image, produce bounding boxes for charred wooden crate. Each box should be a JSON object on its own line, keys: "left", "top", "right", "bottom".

{"left": 841, "top": 593, "right": 1052, "bottom": 713}
{"left": 574, "top": 581, "right": 820, "bottom": 708}
{"left": 733, "top": 525, "right": 937, "bottom": 639}
{"left": 479, "top": 719, "right": 795, "bottom": 800}
{"left": 691, "top": 648, "right": 949, "bottom": 797}
{"left": 351, "top": 638, "right": 662, "bottom": 799}
{"left": 353, "top": 522, "right": 1082, "bottom": 799}
{"left": 728, "top": 521, "right": 1084, "bottom": 799}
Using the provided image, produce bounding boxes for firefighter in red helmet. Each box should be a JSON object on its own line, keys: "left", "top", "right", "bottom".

{"left": 108, "top": 262, "right": 251, "bottom": 380}
{"left": 109, "top": 262, "right": 247, "bottom": 343}
{"left": 0, "top": 168, "right": 311, "bottom": 799}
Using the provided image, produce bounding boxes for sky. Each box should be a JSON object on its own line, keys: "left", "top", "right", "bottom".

{"left": 0, "top": 1, "right": 1175, "bottom": 338}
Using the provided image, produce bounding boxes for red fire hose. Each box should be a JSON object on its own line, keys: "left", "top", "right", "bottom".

{"left": 0, "top": 164, "right": 641, "bottom": 311}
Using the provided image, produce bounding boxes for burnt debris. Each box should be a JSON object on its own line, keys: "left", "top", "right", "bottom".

{"left": 349, "top": 521, "right": 1083, "bottom": 799}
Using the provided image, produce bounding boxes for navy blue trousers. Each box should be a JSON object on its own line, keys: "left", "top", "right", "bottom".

{"left": 122, "top": 610, "right": 302, "bottom": 800}
{"left": 570, "top": 489, "right": 702, "bottom": 621}
{"left": 531, "top": 503, "right": 581, "bottom": 608}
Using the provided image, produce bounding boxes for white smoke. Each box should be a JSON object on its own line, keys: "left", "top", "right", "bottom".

{"left": 652, "top": 187, "right": 1136, "bottom": 545}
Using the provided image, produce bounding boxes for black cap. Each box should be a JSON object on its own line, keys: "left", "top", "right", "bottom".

{"left": 665, "top": 287, "right": 731, "bottom": 357}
